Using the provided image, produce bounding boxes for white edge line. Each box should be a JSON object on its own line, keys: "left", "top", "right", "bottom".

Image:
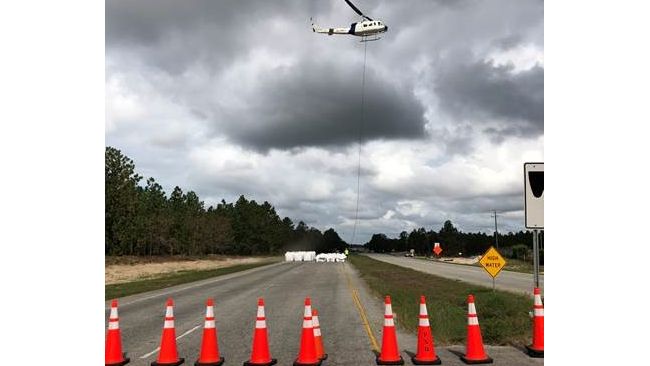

{"left": 139, "top": 347, "right": 160, "bottom": 359}
{"left": 139, "top": 324, "right": 202, "bottom": 359}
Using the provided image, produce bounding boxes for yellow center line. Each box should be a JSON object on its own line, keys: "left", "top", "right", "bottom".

{"left": 342, "top": 265, "right": 380, "bottom": 352}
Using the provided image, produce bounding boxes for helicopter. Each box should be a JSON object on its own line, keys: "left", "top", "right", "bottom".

{"left": 311, "top": 0, "right": 388, "bottom": 42}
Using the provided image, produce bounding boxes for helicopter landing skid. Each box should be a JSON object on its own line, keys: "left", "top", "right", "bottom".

{"left": 360, "top": 36, "right": 381, "bottom": 42}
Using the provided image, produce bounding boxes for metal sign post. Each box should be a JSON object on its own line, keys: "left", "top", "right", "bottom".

{"left": 524, "top": 162, "right": 544, "bottom": 290}
{"left": 533, "top": 230, "right": 539, "bottom": 288}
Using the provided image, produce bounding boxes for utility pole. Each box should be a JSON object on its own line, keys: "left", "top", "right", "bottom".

{"left": 492, "top": 210, "right": 499, "bottom": 250}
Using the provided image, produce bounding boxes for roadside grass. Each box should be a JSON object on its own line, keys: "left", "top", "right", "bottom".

{"left": 105, "top": 254, "right": 276, "bottom": 266}
{"left": 492, "top": 258, "right": 543, "bottom": 274}
{"left": 105, "top": 260, "right": 278, "bottom": 300}
{"left": 349, "top": 254, "right": 533, "bottom": 345}
{"left": 414, "top": 255, "right": 543, "bottom": 274}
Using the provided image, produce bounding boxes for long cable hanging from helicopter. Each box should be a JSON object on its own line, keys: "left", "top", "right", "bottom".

{"left": 311, "top": 0, "right": 389, "bottom": 244}
{"left": 351, "top": 40, "right": 368, "bottom": 246}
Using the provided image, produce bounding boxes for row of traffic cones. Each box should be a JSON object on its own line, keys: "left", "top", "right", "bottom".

{"left": 107, "top": 288, "right": 543, "bottom": 366}
{"left": 105, "top": 297, "right": 329, "bottom": 366}
{"left": 376, "top": 288, "right": 544, "bottom": 365}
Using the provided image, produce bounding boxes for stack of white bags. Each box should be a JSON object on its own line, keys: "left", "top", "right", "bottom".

{"left": 315, "top": 253, "right": 347, "bottom": 262}
{"left": 284, "top": 251, "right": 346, "bottom": 262}
{"left": 284, "top": 251, "right": 316, "bottom": 262}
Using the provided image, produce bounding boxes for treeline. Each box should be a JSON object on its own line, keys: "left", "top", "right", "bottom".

{"left": 366, "top": 220, "right": 543, "bottom": 262}
{"left": 105, "top": 147, "right": 347, "bottom": 256}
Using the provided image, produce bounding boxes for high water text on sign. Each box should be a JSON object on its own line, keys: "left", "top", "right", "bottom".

{"left": 479, "top": 246, "right": 507, "bottom": 278}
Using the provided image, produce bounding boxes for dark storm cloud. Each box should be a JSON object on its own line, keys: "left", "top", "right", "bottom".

{"left": 106, "top": 0, "right": 544, "bottom": 241}
{"left": 106, "top": 0, "right": 330, "bottom": 74}
{"left": 107, "top": 0, "right": 542, "bottom": 149}
{"left": 435, "top": 57, "right": 544, "bottom": 137}
{"left": 221, "top": 61, "right": 426, "bottom": 150}
{"left": 107, "top": 0, "right": 428, "bottom": 148}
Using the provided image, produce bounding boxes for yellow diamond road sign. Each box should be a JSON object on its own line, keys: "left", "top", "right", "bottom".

{"left": 479, "top": 246, "right": 507, "bottom": 278}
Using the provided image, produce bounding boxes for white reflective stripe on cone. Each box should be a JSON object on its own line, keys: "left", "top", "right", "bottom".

{"left": 418, "top": 318, "right": 430, "bottom": 327}
{"left": 534, "top": 308, "right": 544, "bottom": 317}
{"left": 534, "top": 295, "right": 543, "bottom": 306}
{"left": 164, "top": 320, "right": 174, "bottom": 328}
{"left": 204, "top": 319, "right": 216, "bottom": 328}
{"left": 304, "top": 305, "right": 312, "bottom": 317}
{"left": 468, "top": 302, "right": 477, "bottom": 315}
{"left": 419, "top": 303, "right": 428, "bottom": 316}
{"left": 303, "top": 319, "right": 313, "bottom": 328}
{"left": 314, "top": 328, "right": 322, "bottom": 336}
{"left": 166, "top": 306, "right": 174, "bottom": 317}
{"left": 256, "top": 320, "right": 266, "bottom": 328}
{"left": 206, "top": 306, "right": 214, "bottom": 318}
{"left": 468, "top": 317, "right": 479, "bottom": 326}
{"left": 313, "top": 316, "right": 320, "bottom": 327}
{"left": 385, "top": 304, "right": 393, "bottom": 316}
{"left": 385, "top": 318, "right": 395, "bottom": 327}
{"left": 257, "top": 306, "right": 265, "bottom": 318}
{"left": 108, "top": 321, "right": 120, "bottom": 330}
{"left": 110, "top": 307, "right": 119, "bottom": 319}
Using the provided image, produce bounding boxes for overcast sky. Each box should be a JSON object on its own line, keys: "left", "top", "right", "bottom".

{"left": 106, "top": 0, "right": 543, "bottom": 243}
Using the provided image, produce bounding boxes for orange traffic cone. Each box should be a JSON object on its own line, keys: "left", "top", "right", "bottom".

{"left": 525, "top": 288, "right": 544, "bottom": 358}
{"left": 243, "top": 298, "right": 277, "bottom": 366}
{"left": 105, "top": 299, "right": 130, "bottom": 366}
{"left": 152, "top": 298, "right": 185, "bottom": 366}
{"left": 195, "top": 298, "right": 224, "bottom": 366}
{"left": 294, "top": 297, "right": 322, "bottom": 366}
{"left": 312, "top": 308, "right": 327, "bottom": 360}
{"left": 377, "top": 295, "right": 404, "bottom": 365}
{"left": 411, "top": 296, "right": 440, "bottom": 365}
{"left": 460, "top": 295, "right": 492, "bottom": 364}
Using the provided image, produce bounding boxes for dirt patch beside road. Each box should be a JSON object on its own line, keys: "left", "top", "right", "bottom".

{"left": 105, "top": 256, "right": 269, "bottom": 284}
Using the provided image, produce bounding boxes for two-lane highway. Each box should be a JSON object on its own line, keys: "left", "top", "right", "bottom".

{"left": 106, "top": 261, "right": 542, "bottom": 365}
{"left": 364, "top": 253, "right": 543, "bottom": 295}
{"left": 107, "top": 262, "right": 381, "bottom": 366}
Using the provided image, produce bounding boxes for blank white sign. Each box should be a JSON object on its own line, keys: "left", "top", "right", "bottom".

{"left": 524, "top": 163, "right": 544, "bottom": 229}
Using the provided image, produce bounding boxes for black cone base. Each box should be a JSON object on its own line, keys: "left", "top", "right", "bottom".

{"left": 152, "top": 358, "right": 185, "bottom": 366}
{"left": 293, "top": 359, "right": 323, "bottom": 366}
{"left": 525, "top": 345, "right": 544, "bottom": 358}
{"left": 195, "top": 356, "right": 225, "bottom": 366}
{"left": 412, "top": 355, "right": 442, "bottom": 365}
{"left": 460, "top": 355, "right": 493, "bottom": 364}
{"left": 243, "top": 358, "right": 277, "bottom": 366}
{"left": 106, "top": 354, "right": 130, "bottom": 366}
{"left": 376, "top": 355, "right": 405, "bottom": 365}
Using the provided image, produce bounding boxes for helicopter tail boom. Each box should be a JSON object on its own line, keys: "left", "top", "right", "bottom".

{"left": 312, "top": 23, "right": 350, "bottom": 36}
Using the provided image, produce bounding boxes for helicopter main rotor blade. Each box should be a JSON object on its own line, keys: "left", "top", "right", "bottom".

{"left": 344, "top": 0, "right": 373, "bottom": 21}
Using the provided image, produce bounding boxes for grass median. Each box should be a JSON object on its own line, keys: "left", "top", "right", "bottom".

{"left": 349, "top": 254, "right": 533, "bottom": 345}
{"left": 105, "top": 259, "right": 279, "bottom": 300}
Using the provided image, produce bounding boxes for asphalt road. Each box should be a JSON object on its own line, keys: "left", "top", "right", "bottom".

{"left": 106, "top": 261, "right": 542, "bottom": 365}
{"left": 364, "top": 253, "right": 544, "bottom": 295}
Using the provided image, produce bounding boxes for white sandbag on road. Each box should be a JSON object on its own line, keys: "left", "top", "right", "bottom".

{"left": 284, "top": 251, "right": 317, "bottom": 262}
{"left": 315, "top": 253, "right": 347, "bottom": 262}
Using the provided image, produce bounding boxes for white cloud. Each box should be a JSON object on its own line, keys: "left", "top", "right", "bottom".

{"left": 105, "top": 0, "right": 544, "bottom": 242}
{"left": 488, "top": 44, "right": 544, "bottom": 73}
